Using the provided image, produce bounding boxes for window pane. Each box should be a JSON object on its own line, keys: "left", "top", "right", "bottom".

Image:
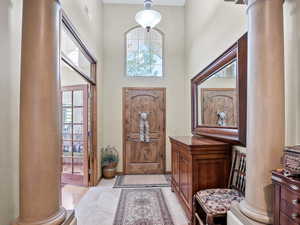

{"left": 62, "top": 124, "right": 72, "bottom": 140}
{"left": 63, "top": 108, "right": 72, "bottom": 123}
{"left": 73, "top": 90, "right": 83, "bottom": 107}
{"left": 126, "top": 27, "right": 163, "bottom": 77}
{"left": 73, "top": 141, "right": 84, "bottom": 175}
{"left": 61, "top": 27, "right": 91, "bottom": 78}
{"left": 62, "top": 141, "right": 72, "bottom": 154}
{"left": 73, "top": 142, "right": 83, "bottom": 154}
{"left": 73, "top": 157, "right": 83, "bottom": 175}
{"left": 62, "top": 140, "right": 72, "bottom": 174}
{"left": 73, "top": 108, "right": 83, "bottom": 123}
{"left": 73, "top": 125, "right": 83, "bottom": 141}
{"left": 62, "top": 91, "right": 72, "bottom": 107}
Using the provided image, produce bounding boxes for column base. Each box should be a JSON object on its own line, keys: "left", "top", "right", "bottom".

{"left": 239, "top": 200, "right": 272, "bottom": 224}
{"left": 13, "top": 207, "right": 66, "bottom": 225}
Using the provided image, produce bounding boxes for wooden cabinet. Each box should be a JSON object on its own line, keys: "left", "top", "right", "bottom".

{"left": 272, "top": 171, "right": 300, "bottom": 225}
{"left": 169, "top": 136, "right": 231, "bottom": 222}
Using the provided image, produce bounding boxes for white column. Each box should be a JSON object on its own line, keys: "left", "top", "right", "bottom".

{"left": 239, "top": 0, "right": 285, "bottom": 224}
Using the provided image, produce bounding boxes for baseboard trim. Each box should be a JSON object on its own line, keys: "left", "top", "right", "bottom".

{"left": 62, "top": 210, "right": 76, "bottom": 225}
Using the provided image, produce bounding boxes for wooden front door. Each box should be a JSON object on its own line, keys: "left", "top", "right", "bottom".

{"left": 123, "top": 87, "right": 166, "bottom": 174}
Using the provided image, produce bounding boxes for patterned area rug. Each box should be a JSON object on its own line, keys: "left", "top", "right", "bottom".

{"left": 113, "top": 174, "right": 171, "bottom": 188}
{"left": 113, "top": 189, "right": 174, "bottom": 225}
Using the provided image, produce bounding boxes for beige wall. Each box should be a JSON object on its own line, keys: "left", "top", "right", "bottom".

{"left": 0, "top": 0, "right": 22, "bottom": 224}
{"left": 284, "top": 0, "right": 300, "bottom": 145}
{"left": 0, "top": 1, "right": 103, "bottom": 224}
{"left": 102, "top": 4, "right": 188, "bottom": 172}
{"left": 185, "top": 0, "right": 247, "bottom": 135}
{"left": 61, "top": 64, "right": 89, "bottom": 86}
{"left": 185, "top": 0, "right": 300, "bottom": 146}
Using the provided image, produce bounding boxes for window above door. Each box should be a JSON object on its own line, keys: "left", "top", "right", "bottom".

{"left": 125, "top": 26, "right": 164, "bottom": 77}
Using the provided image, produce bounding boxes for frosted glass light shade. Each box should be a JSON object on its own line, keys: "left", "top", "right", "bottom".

{"left": 135, "top": 9, "right": 161, "bottom": 30}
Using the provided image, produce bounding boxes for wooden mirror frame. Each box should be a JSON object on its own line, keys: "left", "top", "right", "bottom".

{"left": 191, "top": 33, "right": 247, "bottom": 146}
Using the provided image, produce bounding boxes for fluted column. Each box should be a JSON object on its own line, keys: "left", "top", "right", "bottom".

{"left": 14, "top": 0, "right": 66, "bottom": 224}
{"left": 239, "top": 0, "right": 285, "bottom": 224}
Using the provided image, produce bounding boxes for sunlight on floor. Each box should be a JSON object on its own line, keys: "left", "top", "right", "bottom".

{"left": 62, "top": 185, "right": 89, "bottom": 210}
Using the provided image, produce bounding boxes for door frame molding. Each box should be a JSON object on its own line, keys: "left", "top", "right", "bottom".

{"left": 122, "top": 87, "right": 166, "bottom": 174}
{"left": 60, "top": 10, "right": 99, "bottom": 186}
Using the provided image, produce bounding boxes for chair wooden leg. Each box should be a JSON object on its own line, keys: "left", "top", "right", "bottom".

{"left": 206, "top": 214, "right": 215, "bottom": 225}
{"left": 192, "top": 197, "right": 196, "bottom": 225}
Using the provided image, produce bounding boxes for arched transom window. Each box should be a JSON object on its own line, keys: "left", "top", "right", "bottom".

{"left": 126, "top": 27, "right": 164, "bottom": 77}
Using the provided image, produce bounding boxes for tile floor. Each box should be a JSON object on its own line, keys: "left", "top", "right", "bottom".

{"left": 62, "top": 184, "right": 89, "bottom": 210}
{"left": 65, "top": 178, "right": 189, "bottom": 225}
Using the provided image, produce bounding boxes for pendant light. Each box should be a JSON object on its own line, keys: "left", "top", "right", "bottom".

{"left": 135, "top": 0, "right": 162, "bottom": 32}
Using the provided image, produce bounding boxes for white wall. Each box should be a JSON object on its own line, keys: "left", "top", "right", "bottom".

{"left": 0, "top": 0, "right": 22, "bottom": 224}
{"left": 102, "top": 4, "right": 188, "bottom": 172}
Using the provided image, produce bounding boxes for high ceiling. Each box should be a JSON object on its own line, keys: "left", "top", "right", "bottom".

{"left": 102, "top": 0, "right": 186, "bottom": 6}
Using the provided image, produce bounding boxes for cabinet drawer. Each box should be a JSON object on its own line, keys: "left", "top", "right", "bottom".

{"left": 281, "top": 187, "right": 300, "bottom": 210}
{"left": 280, "top": 200, "right": 300, "bottom": 224}
{"left": 280, "top": 212, "right": 299, "bottom": 225}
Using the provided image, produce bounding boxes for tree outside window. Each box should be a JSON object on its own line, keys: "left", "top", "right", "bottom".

{"left": 126, "top": 27, "right": 164, "bottom": 77}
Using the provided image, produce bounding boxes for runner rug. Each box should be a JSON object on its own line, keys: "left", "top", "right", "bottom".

{"left": 113, "top": 174, "right": 171, "bottom": 188}
{"left": 113, "top": 188, "right": 174, "bottom": 225}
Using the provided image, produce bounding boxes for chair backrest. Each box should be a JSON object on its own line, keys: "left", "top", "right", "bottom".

{"left": 228, "top": 149, "right": 246, "bottom": 195}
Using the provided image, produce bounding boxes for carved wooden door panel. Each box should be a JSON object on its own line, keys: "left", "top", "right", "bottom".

{"left": 123, "top": 87, "right": 166, "bottom": 174}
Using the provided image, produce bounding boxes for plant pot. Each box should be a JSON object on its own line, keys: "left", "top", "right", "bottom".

{"left": 106, "top": 162, "right": 118, "bottom": 168}
{"left": 103, "top": 166, "right": 117, "bottom": 179}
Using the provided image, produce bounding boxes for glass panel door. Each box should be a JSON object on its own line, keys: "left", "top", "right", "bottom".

{"left": 61, "top": 85, "right": 88, "bottom": 186}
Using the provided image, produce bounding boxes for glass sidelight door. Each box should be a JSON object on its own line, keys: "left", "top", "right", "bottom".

{"left": 62, "top": 85, "right": 89, "bottom": 186}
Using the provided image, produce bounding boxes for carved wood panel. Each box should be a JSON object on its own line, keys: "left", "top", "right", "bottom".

{"left": 195, "top": 158, "right": 229, "bottom": 189}
{"left": 172, "top": 146, "right": 180, "bottom": 186}
{"left": 201, "top": 88, "right": 237, "bottom": 127}
{"left": 123, "top": 88, "right": 166, "bottom": 174}
{"left": 179, "top": 154, "right": 190, "bottom": 203}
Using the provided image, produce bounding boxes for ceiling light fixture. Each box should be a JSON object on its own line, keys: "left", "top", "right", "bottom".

{"left": 135, "top": 0, "right": 162, "bottom": 32}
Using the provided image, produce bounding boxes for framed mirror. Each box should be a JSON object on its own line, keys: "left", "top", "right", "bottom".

{"left": 191, "top": 34, "right": 247, "bottom": 146}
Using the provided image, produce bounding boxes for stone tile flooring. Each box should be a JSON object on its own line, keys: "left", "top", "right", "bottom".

{"left": 73, "top": 178, "right": 189, "bottom": 225}
{"left": 62, "top": 184, "right": 89, "bottom": 210}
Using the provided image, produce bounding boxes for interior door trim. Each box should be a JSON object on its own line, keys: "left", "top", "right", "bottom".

{"left": 60, "top": 10, "right": 99, "bottom": 186}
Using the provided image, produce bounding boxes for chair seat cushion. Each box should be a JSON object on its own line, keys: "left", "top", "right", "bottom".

{"left": 195, "top": 189, "right": 244, "bottom": 215}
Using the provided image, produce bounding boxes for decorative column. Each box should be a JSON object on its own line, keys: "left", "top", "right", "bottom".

{"left": 239, "top": 0, "right": 285, "bottom": 224}
{"left": 14, "top": 0, "right": 66, "bottom": 224}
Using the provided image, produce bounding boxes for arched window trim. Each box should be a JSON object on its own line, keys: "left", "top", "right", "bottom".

{"left": 124, "top": 25, "right": 165, "bottom": 78}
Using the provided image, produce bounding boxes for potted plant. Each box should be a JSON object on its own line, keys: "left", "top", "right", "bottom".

{"left": 101, "top": 145, "right": 119, "bottom": 179}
